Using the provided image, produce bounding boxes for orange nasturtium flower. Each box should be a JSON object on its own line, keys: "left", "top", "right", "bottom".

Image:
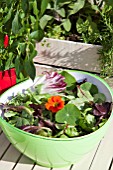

{"left": 45, "top": 96, "right": 65, "bottom": 113}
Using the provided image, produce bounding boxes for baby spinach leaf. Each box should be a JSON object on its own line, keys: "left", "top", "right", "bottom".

{"left": 60, "top": 134, "right": 68, "bottom": 138}
{"left": 15, "top": 117, "right": 30, "bottom": 127}
{"left": 55, "top": 104, "right": 81, "bottom": 125}
{"left": 99, "top": 118, "right": 107, "bottom": 128}
{"left": 77, "top": 87, "right": 94, "bottom": 102}
{"left": 15, "top": 117, "right": 23, "bottom": 127}
{"left": 94, "top": 93, "right": 106, "bottom": 103}
{"left": 79, "top": 114, "right": 96, "bottom": 132}
{"left": 80, "top": 82, "right": 98, "bottom": 95}
{"left": 60, "top": 71, "right": 76, "bottom": 88}
{"left": 55, "top": 123, "right": 67, "bottom": 130}
{"left": 36, "top": 127, "right": 52, "bottom": 137}
{"left": 4, "top": 111, "right": 18, "bottom": 118}
{"left": 85, "top": 114, "right": 96, "bottom": 126}
{"left": 32, "top": 94, "right": 50, "bottom": 103}
{"left": 82, "top": 108, "right": 92, "bottom": 116}
{"left": 65, "top": 126, "right": 79, "bottom": 137}
{"left": 68, "top": 98, "right": 85, "bottom": 109}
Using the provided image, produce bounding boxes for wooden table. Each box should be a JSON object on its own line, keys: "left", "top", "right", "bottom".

{"left": 0, "top": 64, "right": 113, "bottom": 170}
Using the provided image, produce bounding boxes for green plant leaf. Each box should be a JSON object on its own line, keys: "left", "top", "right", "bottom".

{"left": 4, "top": 6, "right": 13, "bottom": 24}
{"left": 68, "top": 0, "right": 85, "bottom": 16}
{"left": 56, "top": 0, "right": 71, "bottom": 6}
{"left": 76, "top": 17, "right": 84, "bottom": 33}
{"left": 94, "top": 93, "right": 106, "bottom": 103}
{"left": 33, "top": 0, "right": 39, "bottom": 18}
{"left": 60, "top": 71, "right": 76, "bottom": 88}
{"left": 22, "top": 118, "right": 31, "bottom": 125}
{"left": 86, "top": 114, "right": 96, "bottom": 126}
{"left": 62, "top": 19, "right": 71, "bottom": 32}
{"left": 36, "top": 127, "right": 52, "bottom": 137}
{"left": 60, "top": 134, "right": 68, "bottom": 138}
{"left": 40, "top": 15, "right": 53, "bottom": 29}
{"left": 4, "top": 111, "right": 18, "bottom": 118}
{"left": 69, "top": 98, "right": 85, "bottom": 109}
{"left": 18, "top": 42, "right": 26, "bottom": 55}
{"left": 80, "top": 82, "right": 98, "bottom": 95}
{"left": 30, "top": 30, "right": 44, "bottom": 41}
{"left": 21, "top": 0, "right": 28, "bottom": 12}
{"left": 41, "top": 0, "right": 50, "bottom": 15}
{"left": 32, "top": 94, "right": 50, "bottom": 104}
{"left": 0, "top": 33, "right": 4, "bottom": 47}
{"left": 24, "top": 60, "right": 36, "bottom": 80}
{"left": 91, "top": 5, "right": 100, "bottom": 12}
{"left": 15, "top": 117, "right": 23, "bottom": 127}
{"left": 106, "top": 0, "right": 113, "bottom": 6}
{"left": 79, "top": 114, "right": 96, "bottom": 132}
{"left": 65, "top": 126, "right": 79, "bottom": 137}
{"left": 12, "top": 10, "right": 20, "bottom": 34}
{"left": 30, "top": 15, "right": 36, "bottom": 24}
{"left": 57, "top": 8, "right": 65, "bottom": 17}
{"left": 5, "top": 52, "right": 14, "bottom": 70}
{"left": 55, "top": 104, "right": 81, "bottom": 125}
{"left": 15, "top": 117, "right": 30, "bottom": 127}
{"left": 77, "top": 87, "right": 94, "bottom": 102}
{"left": 15, "top": 56, "right": 22, "bottom": 77}
{"left": 30, "top": 49, "right": 37, "bottom": 60}
{"left": 28, "top": 43, "right": 37, "bottom": 60}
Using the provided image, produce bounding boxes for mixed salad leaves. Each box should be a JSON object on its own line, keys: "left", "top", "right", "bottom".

{"left": 2, "top": 71, "right": 112, "bottom": 138}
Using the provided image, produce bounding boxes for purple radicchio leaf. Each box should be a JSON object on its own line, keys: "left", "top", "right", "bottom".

{"left": 29, "top": 104, "right": 56, "bottom": 132}
{"left": 93, "top": 102, "right": 112, "bottom": 117}
{"left": 29, "top": 104, "right": 42, "bottom": 117}
{"left": 20, "top": 125, "right": 39, "bottom": 134}
{"left": 37, "top": 71, "right": 67, "bottom": 94}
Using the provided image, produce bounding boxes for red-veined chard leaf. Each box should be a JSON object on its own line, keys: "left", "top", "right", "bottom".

{"left": 77, "top": 86, "right": 94, "bottom": 102}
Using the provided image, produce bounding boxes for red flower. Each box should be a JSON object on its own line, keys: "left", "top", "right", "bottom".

{"left": 45, "top": 96, "right": 64, "bottom": 113}
{"left": 4, "top": 35, "right": 9, "bottom": 48}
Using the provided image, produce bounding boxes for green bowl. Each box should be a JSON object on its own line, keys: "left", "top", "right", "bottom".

{"left": 0, "top": 70, "right": 113, "bottom": 168}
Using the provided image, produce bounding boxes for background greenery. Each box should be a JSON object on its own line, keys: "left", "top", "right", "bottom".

{"left": 0, "top": 0, "right": 49, "bottom": 80}
{"left": 39, "top": 0, "right": 113, "bottom": 77}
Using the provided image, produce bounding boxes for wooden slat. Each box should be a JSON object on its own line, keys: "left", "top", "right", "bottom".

{"left": 0, "top": 133, "right": 10, "bottom": 158}
{"left": 109, "top": 159, "right": 113, "bottom": 170}
{"left": 88, "top": 121, "right": 113, "bottom": 170}
{"left": 0, "top": 145, "right": 21, "bottom": 170}
{"left": 32, "top": 164, "right": 71, "bottom": 170}
{"left": 53, "top": 166, "right": 71, "bottom": 170}
{"left": 13, "top": 155, "right": 34, "bottom": 170}
{"left": 71, "top": 146, "right": 99, "bottom": 170}
{"left": 33, "top": 164, "right": 50, "bottom": 170}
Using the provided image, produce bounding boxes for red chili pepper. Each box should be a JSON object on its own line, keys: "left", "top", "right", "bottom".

{"left": 4, "top": 34, "right": 9, "bottom": 48}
